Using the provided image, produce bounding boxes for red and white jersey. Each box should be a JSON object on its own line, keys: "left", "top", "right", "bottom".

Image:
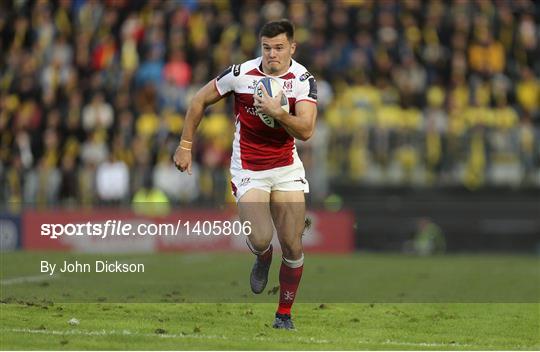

{"left": 214, "top": 57, "right": 317, "bottom": 171}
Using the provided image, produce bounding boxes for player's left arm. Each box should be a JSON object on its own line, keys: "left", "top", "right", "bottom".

{"left": 275, "top": 100, "right": 317, "bottom": 141}
{"left": 254, "top": 87, "right": 317, "bottom": 141}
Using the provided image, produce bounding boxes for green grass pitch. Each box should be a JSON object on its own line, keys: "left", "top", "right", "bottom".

{"left": 1, "top": 252, "right": 539, "bottom": 350}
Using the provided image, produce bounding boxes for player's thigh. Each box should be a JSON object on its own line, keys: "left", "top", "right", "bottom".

{"left": 238, "top": 188, "right": 273, "bottom": 246}
{"left": 270, "top": 190, "right": 305, "bottom": 249}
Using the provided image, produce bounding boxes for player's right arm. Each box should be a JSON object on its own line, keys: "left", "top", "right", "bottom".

{"left": 173, "top": 80, "right": 223, "bottom": 175}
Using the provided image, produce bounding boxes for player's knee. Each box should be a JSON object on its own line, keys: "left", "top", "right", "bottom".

{"left": 280, "top": 241, "right": 303, "bottom": 260}
{"left": 247, "top": 236, "right": 272, "bottom": 253}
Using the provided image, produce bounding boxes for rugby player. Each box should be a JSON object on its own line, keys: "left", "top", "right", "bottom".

{"left": 174, "top": 19, "right": 317, "bottom": 330}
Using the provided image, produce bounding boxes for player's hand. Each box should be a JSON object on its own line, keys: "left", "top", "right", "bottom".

{"left": 173, "top": 144, "right": 193, "bottom": 175}
{"left": 253, "top": 85, "right": 286, "bottom": 121}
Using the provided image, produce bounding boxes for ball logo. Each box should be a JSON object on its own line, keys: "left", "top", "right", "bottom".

{"left": 254, "top": 77, "right": 289, "bottom": 128}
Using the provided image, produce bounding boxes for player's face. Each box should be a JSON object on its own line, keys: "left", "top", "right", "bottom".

{"left": 261, "top": 33, "right": 296, "bottom": 76}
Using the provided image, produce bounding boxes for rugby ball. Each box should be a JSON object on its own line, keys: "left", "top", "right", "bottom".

{"left": 254, "top": 77, "right": 289, "bottom": 128}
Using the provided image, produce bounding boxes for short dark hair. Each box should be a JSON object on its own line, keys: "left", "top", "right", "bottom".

{"left": 259, "top": 19, "right": 294, "bottom": 41}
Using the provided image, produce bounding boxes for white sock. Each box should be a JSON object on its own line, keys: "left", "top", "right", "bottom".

{"left": 282, "top": 254, "right": 304, "bottom": 268}
{"left": 246, "top": 239, "right": 271, "bottom": 256}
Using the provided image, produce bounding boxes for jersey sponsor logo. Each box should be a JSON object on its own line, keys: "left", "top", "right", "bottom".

{"left": 245, "top": 106, "right": 258, "bottom": 116}
{"left": 233, "top": 64, "right": 241, "bottom": 76}
{"left": 217, "top": 66, "right": 232, "bottom": 81}
{"left": 308, "top": 77, "right": 317, "bottom": 100}
{"left": 247, "top": 79, "right": 258, "bottom": 91}
{"left": 299, "top": 71, "right": 312, "bottom": 81}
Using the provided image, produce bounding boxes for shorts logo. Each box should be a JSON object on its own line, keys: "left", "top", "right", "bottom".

{"left": 240, "top": 177, "right": 251, "bottom": 187}
{"left": 294, "top": 177, "right": 306, "bottom": 184}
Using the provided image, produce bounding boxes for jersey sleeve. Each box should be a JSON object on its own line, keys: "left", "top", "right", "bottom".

{"left": 214, "top": 65, "right": 238, "bottom": 96}
{"left": 296, "top": 72, "right": 317, "bottom": 104}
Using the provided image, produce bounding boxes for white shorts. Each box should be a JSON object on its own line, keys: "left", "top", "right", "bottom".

{"left": 230, "top": 162, "right": 309, "bottom": 202}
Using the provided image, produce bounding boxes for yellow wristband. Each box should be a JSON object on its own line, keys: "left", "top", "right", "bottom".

{"left": 180, "top": 146, "right": 191, "bottom": 151}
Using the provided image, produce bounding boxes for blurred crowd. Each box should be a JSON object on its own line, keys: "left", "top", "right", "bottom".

{"left": 0, "top": 0, "right": 539, "bottom": 208}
